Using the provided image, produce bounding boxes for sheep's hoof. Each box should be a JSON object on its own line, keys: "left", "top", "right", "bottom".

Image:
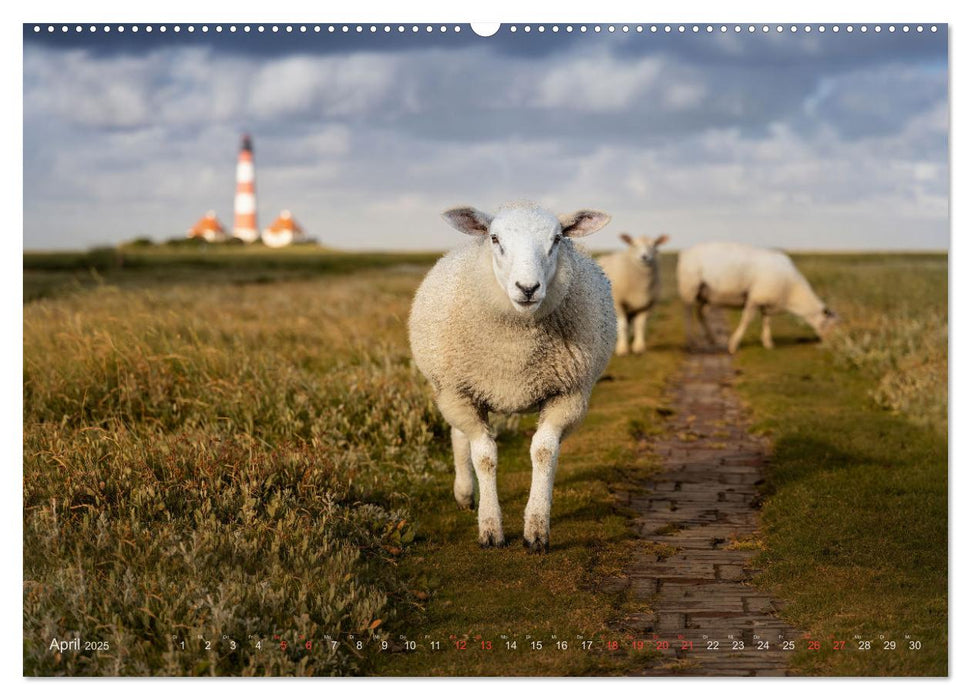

{"left": 632, "top": 345, "right": 647, "bottom": 355}
{"left": 454, "top": 493, "right": 475, "bottom": 510}
{"left": 478, "top": 520, "right": 505, "bottom": 548}
{"left": 523, "top": 537, "right": 549, "bottom": 554}
{"left": 478, "top": 532, "right": 506, "bottom": 548}
{"left": 615, "top": 347, "right": 630, "bottom": 357}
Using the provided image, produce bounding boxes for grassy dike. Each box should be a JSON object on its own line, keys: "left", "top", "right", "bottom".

{"left": 730, "top": 253, "right": 947, "bottom": 676}
{"left": 23, "top": 249, "right": 947, "bottom": 676}
{"left": 23, "top": 252, "right": 682, "bottom": 676}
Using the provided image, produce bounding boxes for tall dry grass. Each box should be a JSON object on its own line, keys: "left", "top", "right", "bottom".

{"left": 799, "top": 255, "right": 947, "bottom": 433}
{"left": 24, "top": 272, "right": 448, "bottom": 675}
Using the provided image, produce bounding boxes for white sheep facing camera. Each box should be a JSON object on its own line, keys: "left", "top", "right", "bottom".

{"left": 408, "top": 202, "right": 616, "bottom": 552}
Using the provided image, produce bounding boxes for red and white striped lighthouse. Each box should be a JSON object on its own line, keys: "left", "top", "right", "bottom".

{"left": 232, "top": 134, "right": 258, "bottom": 243}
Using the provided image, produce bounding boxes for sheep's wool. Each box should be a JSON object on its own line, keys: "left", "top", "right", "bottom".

{"left": 409, "top": 234, "right": 615, "bottom": 416}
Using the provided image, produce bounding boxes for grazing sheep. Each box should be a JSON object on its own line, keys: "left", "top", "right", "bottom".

{"left": 677, "top": 241, "right": 838, "bottom": 354}
{"left": 408, "top": 202, "right": 616, "bottom": 552}
{"left": 598, "top": 233, "right": 669, "bottom": 356}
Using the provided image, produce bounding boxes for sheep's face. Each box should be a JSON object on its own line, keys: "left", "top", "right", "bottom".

{"left": 620, "top": 233, "right": 669, "bottom": 267}
{"left": 443, "top": 204, "right": 611, "bottom": 316}
{"left": 811, "top": 306, "right": 840, "bottom": 337}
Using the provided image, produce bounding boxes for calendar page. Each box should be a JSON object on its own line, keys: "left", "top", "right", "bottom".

{"left": 22, "top": 18, "right": 948, "bottom": 679}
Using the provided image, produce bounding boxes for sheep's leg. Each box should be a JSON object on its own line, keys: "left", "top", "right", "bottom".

{"left": 523, "top": 392, "right": 588, "bottom": 553}
{"left": 450, "top": 427, "right": 475, "bottom": 510}
{"left": 760, "top": 311, "right": 774, "bottom": 349}
{"left": 615, "top": 310, "right": 630, "bottom": 356}
{"left": 683, "top": 302, "right": 697, "bottom": 348}
{"left": 696, "top": 303, "right": 717, "bottom": 346}
{"left": 436, "top": 391, "right": 504, "bottom": 547}
{"left": 631, "top": 311, "right": 649, "bottom": 354}
{"left": 728, "top": 302, "right": 758, "bottom": 354}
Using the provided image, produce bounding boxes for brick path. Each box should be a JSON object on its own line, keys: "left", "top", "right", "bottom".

{"left": 611, "top": 314, "right": 802, "bottom": 676}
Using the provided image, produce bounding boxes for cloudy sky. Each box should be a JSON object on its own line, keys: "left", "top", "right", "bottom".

{"left": 23, "top": 24, "right": 948, "bottom": 251}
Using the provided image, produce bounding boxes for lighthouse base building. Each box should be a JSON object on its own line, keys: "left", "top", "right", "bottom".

{"left": 187, "top": 211, "right": 227, "bottom": 242}
{"left": 262, "top": 210, "right": 306, "bottom": 248}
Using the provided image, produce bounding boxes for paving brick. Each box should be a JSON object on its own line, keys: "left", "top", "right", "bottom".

{"left": 611, "top": 312, "right": 802, "bottom": 676}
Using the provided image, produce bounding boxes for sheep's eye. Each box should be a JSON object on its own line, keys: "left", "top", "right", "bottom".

{"left": 490, "top": 234, "right": 499, "bottom": 245}
{"left": 553, "top": 234, "right": 562, "bottom": 245}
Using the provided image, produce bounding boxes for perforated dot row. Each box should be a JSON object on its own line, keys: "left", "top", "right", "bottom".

{"left": 31, "top": 24, "right": 465, "bottom": 34}
{"left": 31, "top": 24, "right": 940, "bottom": 35}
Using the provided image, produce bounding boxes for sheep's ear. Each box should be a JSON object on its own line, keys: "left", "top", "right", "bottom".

{"left": 655, "top": 234, "right": 670, "bottom": 246}
{"left": 619, "top": 233, "right": 634, "bottom": 246}
{"left": 559, "top": 210, "right": 611, "bottom": 238}
{"left": 442, "top": 207, "right": 493, "bottom": 236}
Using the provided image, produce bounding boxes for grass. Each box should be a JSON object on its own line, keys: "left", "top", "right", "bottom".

{"left": 729, "top": 252, "right": 947, "bottom": 676}
{"left": 23, "top": 246, "right": 440, "bottom": 302}
{"left": 23, "top": 273, "right": 445, "bottom": 675}
{"left": 22, "top": 250, "right": 681, "bottom": 676}
{"left": 22, "top": 247, "right": 947, "bottom": 676}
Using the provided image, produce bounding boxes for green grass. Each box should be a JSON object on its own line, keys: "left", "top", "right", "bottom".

{"left": 23, "top": 246, "right": 440, "bottom": 302}
{"left": 730, "top": 253, "right": 947, "bottom": 676}
{"left": 22, "top": 248, "right": 947, "bottom": 676}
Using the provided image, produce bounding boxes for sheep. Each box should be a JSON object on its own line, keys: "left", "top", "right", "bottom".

{"left": 676, "top": 241, "right": 838, "bottom": 354}
{"left": 408, "top": 202, "right": 616, "bottom": 552}
{"left": 598, "top": 233, "right": 669, "bottom": 356}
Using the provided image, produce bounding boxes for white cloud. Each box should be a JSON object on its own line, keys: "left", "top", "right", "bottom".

{"left": 248, "top": 53, "right": 397, "bottom": 120}
{"left": 533, "top": 53, "right": 664, "bottom": 112}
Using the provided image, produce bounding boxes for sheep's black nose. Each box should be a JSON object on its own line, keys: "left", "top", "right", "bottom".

{"left": 515, "top": 281, "right": 541, "bottom": 300}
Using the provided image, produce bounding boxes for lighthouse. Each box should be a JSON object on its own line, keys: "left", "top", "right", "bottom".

{"left": 232, "top": 134, "right": 258, "bottom": 243}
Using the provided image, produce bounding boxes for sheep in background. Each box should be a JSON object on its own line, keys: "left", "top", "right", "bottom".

{"left": 598, "top": 233, "right": 669, "bottom": 356}
{"left": 677, "top": 241, "right": 838, "bottom": 354}
{"left": 408, "top": 202, "right": 615, "bottom": 552}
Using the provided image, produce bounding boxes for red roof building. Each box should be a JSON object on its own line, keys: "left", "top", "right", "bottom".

{"left": 262, "top": 210, "right": 306, "bottom": 248}
{"left": 187, "top": 211, "right": 227, "bottom": 242}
